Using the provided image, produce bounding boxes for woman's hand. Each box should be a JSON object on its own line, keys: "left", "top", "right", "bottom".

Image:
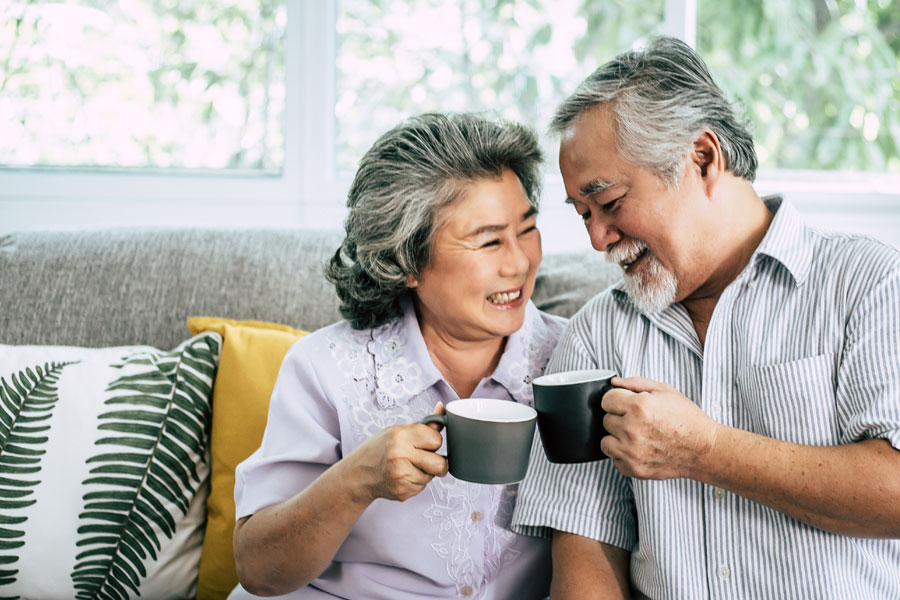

{"left": 348, "top": 405, "right": 449, "bottom": 502}
{"left": 234, "top": 404, "right": 449, "bottom": 595}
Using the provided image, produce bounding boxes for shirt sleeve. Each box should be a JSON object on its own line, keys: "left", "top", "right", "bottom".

{"left": 234, "top": 339, "right": 341, "bottom": 519}
{"left": 838, "top": 263, "right": 900, "bottom": 450}
{"left": 512, "top": 304, "right": 637, "bottom": 551}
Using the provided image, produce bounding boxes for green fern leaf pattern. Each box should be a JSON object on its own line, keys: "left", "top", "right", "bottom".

{"left": 71, "top": 335, "right": 219, "bottom": 599}
{"left": 0, "top": 361, "right": 76, "bottom": 598}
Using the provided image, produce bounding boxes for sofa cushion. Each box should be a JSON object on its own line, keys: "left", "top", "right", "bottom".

{"left": 0, "top": 229, "right": 344, "bottom": 349}
{"left": 0, "top": 333, "right": 220, "bottom": 598}
{"left": 186, "top": 317, "right": 308, "bottom": 600}
{"left": 0, "top": 229, "right": 620, "bottom": 350}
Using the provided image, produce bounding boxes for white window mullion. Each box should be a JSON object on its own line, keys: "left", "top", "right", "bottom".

{"left": 293, "top": 0, "right": 347, "bottom": 227}
{"left": 663, "top": 0, "right": 697, "bottom": 47}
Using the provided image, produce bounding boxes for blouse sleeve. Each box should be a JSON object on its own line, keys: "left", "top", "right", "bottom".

{"left": 234, "top": 338, "right": 342, "bottom": 519}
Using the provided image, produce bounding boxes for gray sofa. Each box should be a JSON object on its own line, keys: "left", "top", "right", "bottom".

{"left": 0, "top": 227, "right": 621, "bottom": 597}
{"left": 1, "top": 228, "right": 619, "bottom": 348}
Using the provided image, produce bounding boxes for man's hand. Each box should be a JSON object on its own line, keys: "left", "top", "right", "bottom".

{"left": 601, "top": 376, "right": 719, "bottom": 480}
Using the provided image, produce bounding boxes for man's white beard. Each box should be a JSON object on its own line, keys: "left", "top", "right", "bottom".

{"left": 606, "top": 239, "right": 678, "bottom": 313}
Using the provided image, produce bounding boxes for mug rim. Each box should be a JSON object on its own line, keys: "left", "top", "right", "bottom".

{"left": 446, "top": 398, "right": 536, "bottom": 423}
{"left": 532, "top": 368, "right": 616, "bottom": 386}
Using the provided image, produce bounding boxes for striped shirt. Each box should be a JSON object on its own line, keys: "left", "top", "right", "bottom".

{"left": 512, "top": 197, "right": 900, "bottom": 599}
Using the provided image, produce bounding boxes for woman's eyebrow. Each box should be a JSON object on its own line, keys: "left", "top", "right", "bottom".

{"left": 465, "top": 207, "right": 537, "bottom": 239}
{"left": 465, "top": 223, "right": 507, "bottom": 238}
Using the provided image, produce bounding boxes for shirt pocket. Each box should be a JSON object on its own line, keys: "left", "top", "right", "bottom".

{"left": 739, "top": 353, "right": 838, "bottom": 446}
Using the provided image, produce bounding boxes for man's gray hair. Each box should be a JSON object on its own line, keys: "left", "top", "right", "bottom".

{"left": 325, "top": 112, "right": 543, "bottom": 330}
{"left": 550, "top": 36, "right": 757, "bottom": 185}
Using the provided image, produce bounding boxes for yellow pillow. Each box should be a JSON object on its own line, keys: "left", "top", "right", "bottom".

{"left": 186, "top": 317, "right": 308, "bottom": 600}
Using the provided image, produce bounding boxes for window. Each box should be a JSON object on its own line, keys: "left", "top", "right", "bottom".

{"left": 335, "top": 0, "right": 664, "bottom": 174}
{"left": 1, "top": 1, "right": 898, "bottom": 248}
{"left": 697, "top": 0, "right": 900, "bottom": 173}
{"left": 1, "top": 1, "right": 286, "bottom": 172}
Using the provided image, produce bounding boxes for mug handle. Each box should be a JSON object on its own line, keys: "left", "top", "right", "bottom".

{"left": 418, "top": 415, "right": 448, "bottom": 459}
{"left": 419, "top": 414, "right": 447, "bottom": 428}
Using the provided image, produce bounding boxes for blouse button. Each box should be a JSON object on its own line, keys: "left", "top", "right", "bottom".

{"left": 471, "top": 511, "right": 483, "bottom": 522}
{"left": 462, "top": 585, "right": 474, "bottom": 596}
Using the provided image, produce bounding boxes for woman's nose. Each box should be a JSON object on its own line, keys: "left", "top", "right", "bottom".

{"left": 501, "top": 239, "right": 531, "bottom": 276}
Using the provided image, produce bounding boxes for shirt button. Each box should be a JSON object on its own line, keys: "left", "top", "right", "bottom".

{"left": 711, "top": 402, "right": 722, "bottom": 418}
{"left": 462, "top": 585, "right": 474, "bottom": 596}
{"left": 718, "top": 565, "right": 731, "bottom": 579}
{"left": 714, "top": 488, "right": 726, "bottom": 499}
{"left": 471, "top": 511, "right": 482, "bottom": 522}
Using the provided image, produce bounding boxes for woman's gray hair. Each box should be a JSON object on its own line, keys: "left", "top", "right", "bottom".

{"left": 325, "top": 112, "right": 544, "bottom": 330}
{"left": 550, "top": 36, "right": 757, "bottom": 186}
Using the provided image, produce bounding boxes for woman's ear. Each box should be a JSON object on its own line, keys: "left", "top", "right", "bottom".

{"left": 691, "top": 129, "right": 724, "bottom": 193}
{"left": 405, "top": 274, "right": 419, "bottom": 288}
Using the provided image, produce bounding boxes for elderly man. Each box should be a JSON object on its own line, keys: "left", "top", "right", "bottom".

{"left": 513, "top": 36, "right": 900, "bottom": 599}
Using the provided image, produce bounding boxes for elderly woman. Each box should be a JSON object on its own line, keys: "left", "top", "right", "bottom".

{"left": 229, "top": 113, "right": 564, "bottom": 599}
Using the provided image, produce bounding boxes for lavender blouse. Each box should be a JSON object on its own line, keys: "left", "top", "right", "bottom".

{"left": 229, "top": 295, "right": 565, "bottom": 600}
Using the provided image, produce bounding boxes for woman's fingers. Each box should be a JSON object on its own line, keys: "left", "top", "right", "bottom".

{"left": 424, "top": 401, "right": 446, "bottom": 431}
{"left": 411, "top": 448, "right": 449, "bottom": 477}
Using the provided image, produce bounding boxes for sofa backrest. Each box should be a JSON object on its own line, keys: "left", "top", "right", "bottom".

{"left": 1, "top": 228, "right": 621, "bottom": 349}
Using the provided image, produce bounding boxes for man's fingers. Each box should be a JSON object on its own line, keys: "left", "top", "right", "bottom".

{"left": 600, "top": 386, "right": 632, "bottom": 415}
{"left": 611, "top": 376, "right": 668, "bottom": 393}
{"left": 600, "top": 433, "right": 622, "bottom": 460}
{"left": 602, "top": 412, "right": 624, "bottom": 437}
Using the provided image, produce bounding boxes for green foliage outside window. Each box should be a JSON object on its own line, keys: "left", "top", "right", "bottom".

{"left": 698, "top": 0, "right": 900, "bottom": 173}
{"left": 0, "top": 0, "right": 285, "bottom": 171}
{"left": 338, "top": 0, "right": 899, "bottom": 175}
{"left": 1, "top": 0, "right": 897, "bottom": 176}
{"left": 336, "top": 0, "right": 665, "bottom": 174}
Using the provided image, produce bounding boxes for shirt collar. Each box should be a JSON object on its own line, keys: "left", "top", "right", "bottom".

{"left": 368, "top": 294, "right": 551, "bottom": 408}
{"left": 608, "top": 195, "right": 813, "bottom": 354}
{"left": 752, "top": 195, "right": 814, "bottom": 287}
{"left": 368, "top": 294, "right": 443, "bottom": 410}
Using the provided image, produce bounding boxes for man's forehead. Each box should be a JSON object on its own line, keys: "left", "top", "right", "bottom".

{"left": 560, "top": 124, "right": 579, "bottom": 143}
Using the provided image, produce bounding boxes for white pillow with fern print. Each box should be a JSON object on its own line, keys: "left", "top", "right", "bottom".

{"left": 0, "top": 333, "right": 220, "bottom": 599}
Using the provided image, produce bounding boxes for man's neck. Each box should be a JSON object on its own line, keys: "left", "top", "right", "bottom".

{"left": 681, "top": 183, "right": 774, "bottom": 347}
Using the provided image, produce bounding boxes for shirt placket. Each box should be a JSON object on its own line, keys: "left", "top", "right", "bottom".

{"left": 457, "top": 483, "right": 489, "bottom": 599}
{"left": 700, "top": 279, "right": 744, "bottom": 598}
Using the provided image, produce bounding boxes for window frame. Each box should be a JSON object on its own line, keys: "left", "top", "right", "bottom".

{"left": 1, "top": 0, "right": 897, "bottom": 246}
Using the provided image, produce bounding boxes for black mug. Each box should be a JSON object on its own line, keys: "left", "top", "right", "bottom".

{"left": 420, "top": 398, "right": 537, "bottom": 484}
{"left": 532, "top": 369, "right": 617, "bottom": 463}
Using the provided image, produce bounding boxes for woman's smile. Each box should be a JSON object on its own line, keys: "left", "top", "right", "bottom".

{"left": 487, "top": 287, "right": 524, "bottom": 308}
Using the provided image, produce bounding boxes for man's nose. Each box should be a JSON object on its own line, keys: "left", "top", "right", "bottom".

{"left": 587, "top": 216, "right": 621, "bottom": 252}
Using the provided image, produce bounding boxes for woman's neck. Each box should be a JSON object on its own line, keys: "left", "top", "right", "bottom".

{"left": 419, "top": 326, "right": 507, "bottom": 399}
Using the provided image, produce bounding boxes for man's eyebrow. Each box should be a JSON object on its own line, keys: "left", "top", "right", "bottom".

{"left": 580, "top": 179, "right": 617, "bottom": 197}
{"left": 465, "top": 207, "right": 538, "bottom": 238}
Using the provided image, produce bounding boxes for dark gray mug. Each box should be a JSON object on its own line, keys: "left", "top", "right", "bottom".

{"left": 419, "top": 398, "right": 537, "bottom": 484}
{"left": 532, "top": 369, "right": 617, "bottom": 463}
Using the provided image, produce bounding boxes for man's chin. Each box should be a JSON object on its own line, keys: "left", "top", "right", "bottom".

{"left": 623, "top": 278, "right": 677, "bottom": 313}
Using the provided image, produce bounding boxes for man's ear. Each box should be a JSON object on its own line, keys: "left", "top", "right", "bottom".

{"left": 691, "top": 130, "right": 724, "bottom": 192}
{"left": 405, "top": 274, "right": 418, "bottom": 288}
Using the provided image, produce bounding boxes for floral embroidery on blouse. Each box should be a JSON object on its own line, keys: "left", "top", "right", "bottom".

{"left": 326, "top": 299, "right": 564, "bottom": 595}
